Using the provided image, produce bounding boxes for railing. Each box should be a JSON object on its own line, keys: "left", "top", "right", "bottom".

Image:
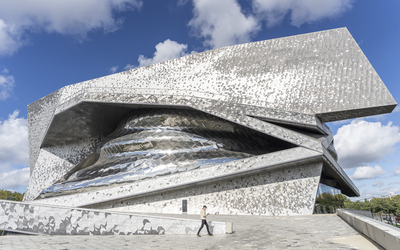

{"left": 372, "top": 213, "right": 400, "bottom": 226}
{"left": 337, "top": 209, "right": 400, "bottom": 250}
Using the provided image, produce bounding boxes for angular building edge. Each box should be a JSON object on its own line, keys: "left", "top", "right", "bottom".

{"left": 23, "top": 28, "right": 397, "bottom": 216}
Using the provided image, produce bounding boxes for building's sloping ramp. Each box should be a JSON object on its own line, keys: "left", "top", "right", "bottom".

{"left": 0, "top": 201, "right": 226, "bottom": 235}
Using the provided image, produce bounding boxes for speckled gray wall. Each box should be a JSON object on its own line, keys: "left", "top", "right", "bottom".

{"left": 25, "top": 137, "right": 100, "bottom": 201}
{"left": 90, "top": 162, "right": 322, "bottom": 216}
{"left": 51, "top": 28, "right": 396, "bottom": 120}
{"left": 29, "top": 147, "right": 322, "bottom": 208}
{"left": 27, "top": 90, "right": 62, "bottom": 174}
{"left": 0, "top": 201, "right": 226, "bottom": 235}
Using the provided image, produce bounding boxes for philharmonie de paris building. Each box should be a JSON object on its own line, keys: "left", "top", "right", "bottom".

{"left": 3, "top": 28, "right": 397, "bottom": 234}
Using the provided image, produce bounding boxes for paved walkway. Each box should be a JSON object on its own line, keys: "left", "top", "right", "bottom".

{"left": 0, "top": 214, "right": 383, "bottom": 250}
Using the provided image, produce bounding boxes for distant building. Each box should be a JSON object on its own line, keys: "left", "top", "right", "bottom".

{"left": 24, "top": 28, "right": 397, "bottom": 216}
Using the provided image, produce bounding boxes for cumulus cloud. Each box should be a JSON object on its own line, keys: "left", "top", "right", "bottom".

{"left": 188, "top": 0, "right": 260, "bottom": 49}
{"left": 352, "top": 165, "right": 386, "bottom": 180}
{"left": 138, "top": 39, "right": 189, "bottom": 67}
{"left": 0, "top": 0, "right": 142, "bottom": 55}
{"left": 253, "top": 0, "right": 353, "bottom": 27}
{"left": 187, "top": 0, "right": 352, "bottom": 49}
{"left": 334, "top": 120, "right": 400, "bottom": 169}
{"left": 0, "top": 110, "right": 29, "bottom": 166}
{"left": 393, "top": 166, "right": 400, "bottom": 176}
{"left": 0, "top": 110, "right": 29, "bottom": 191}
{"left": 109, "top": 66, "right": 119, "bottom": 74}
{"left": 0, "top": 163, "right": 30, "bottom": 190}
{"left": 0, "top": 70, "right": 14, "bottom": 100}
{"left": 0, "top": 20, "right": 23, "bottom": 55}
{"left": 125, "top": 39, "right": 194, "bottom": 69}
{"left": 359, "top": 187, "right": 399, "bottom": 200}
{"left": 372, "top": 181, "right": 384, "bottom": 188}
{"left": 124, "top": 64, "right": 136, "bottom": 70}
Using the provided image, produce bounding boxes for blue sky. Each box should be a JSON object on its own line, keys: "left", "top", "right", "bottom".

{"left": 0, "top": 0, "right": 399, "bottom": 199}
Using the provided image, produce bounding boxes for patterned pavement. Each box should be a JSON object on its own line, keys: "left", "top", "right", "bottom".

{"left": 0, "top": 214, "right": 383, "bottom": 250}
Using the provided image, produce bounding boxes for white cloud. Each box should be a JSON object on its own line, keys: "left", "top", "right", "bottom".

{"left": 0, "top": 110, "right": 29, "bottom": 166}
{"left": 125, "top": 39, "right": 193, "bottom": 69}
{"left": 124, "top": 64, "right": 136, "bottom": 70}
{"left": 359, "top": 189, "right": 396, "bottom": 200}
{"left": 334, "top": 120, "right": 400, "bottom": 169}
{"left": 0, "top": 71, "right": 15, "bottom": 100}
{"left": 352, "top": 165, "right": 386, "bottom": 180}
{"left": 109, "top": 66, "right": 119, "bottom": 74}
{"left": 187, "top": 0, "right": 352, "bottom": 49}
{"left": 253, "top": 0, "right": 353, "bottom": 27}
{"left": 188, "top": 0, "right": 260, "bottom": 49}
{"left": 377, "top": 186, "right": 400, "bottom": 198}
{"left": 394, "top": 166, "right": 400, "bottom": 176}
{"left": 0, "top": 0, "right": 142, "bottom": 55}
{"left": 0, "top": 163, "right": 30, "bottom": 190}
{"left": 177, "top": 0, "right": 190, "bottom": 6}
{"left": 356, "top": 183, "right": 400, "bottom": 200}
{"left": 0, "top": 20, "right": 23, "bottom": 55}
{"left": 138, "top": 39, "right": 188, "bottom": 67}
{"left": 0, "top": 111, "right": 29, "bottom": 191}
{"left": 372, "top": 181, "right": 384, "bottom": 188}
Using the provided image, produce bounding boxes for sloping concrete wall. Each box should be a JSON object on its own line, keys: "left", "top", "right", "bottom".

{"left": 337, "top": 209, "right": 400, "bottom": 250}
{"left": 0, "top": 201, "right": 226, "bottom": 235}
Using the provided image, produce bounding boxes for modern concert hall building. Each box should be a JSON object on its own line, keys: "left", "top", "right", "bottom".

{"left": 23, "top": 28, "right": 397, "bottom": 216}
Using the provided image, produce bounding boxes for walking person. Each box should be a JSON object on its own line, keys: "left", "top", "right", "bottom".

{"left": 196, "top": 205, "right": 213, "bottom": 237}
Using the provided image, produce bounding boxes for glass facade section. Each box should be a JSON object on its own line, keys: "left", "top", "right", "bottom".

{"left": 314, "top": 183, "right": 344, "bottom": 214}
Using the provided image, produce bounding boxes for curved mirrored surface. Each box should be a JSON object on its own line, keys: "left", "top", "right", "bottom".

{"left": 40, "top": 108, "right": 296, "bottom": 198}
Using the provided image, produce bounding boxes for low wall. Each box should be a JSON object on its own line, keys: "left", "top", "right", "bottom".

{"left": 337, "top": 209, "right": 400, "bottom": 250}
{"left": 339, "top": 209, "right": 373, "bottom": 218}
{"left": 0, "top": 200, "right": 227, "bottom": 235}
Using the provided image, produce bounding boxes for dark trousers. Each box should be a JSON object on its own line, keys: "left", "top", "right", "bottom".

{"left": 197, "top": 219, "right": 211, "bottom": 235}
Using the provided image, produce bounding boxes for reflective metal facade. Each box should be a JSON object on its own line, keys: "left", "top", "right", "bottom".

{"left": 24, "top": 28, "right": 397, "bottom": 216}
{"left": 40, "top": 108, "right": 295, "bottom": 198}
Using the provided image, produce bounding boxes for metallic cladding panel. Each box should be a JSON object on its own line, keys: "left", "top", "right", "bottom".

{"left": 27, "top": 90, "right": 62, "bottom": 174}
{"left": 24, "top": 27, "right": 392, "bottom": 205}
{"left": 89, "top": 162, "right": 323, "bottom": 216}
{"left": 52, "top": 28, "right": 397, "bottom": 120}
{"left": 30, "top": 147, "right": 323, "bottom": 207}
{"left": 39, "top": 108, "right": 296, "bottom": 198}
{"left": 41, "top": 102, "right": 135, "bottom": 147}
{"left": 42, "top": 99, "right": 323, "bottom": 153}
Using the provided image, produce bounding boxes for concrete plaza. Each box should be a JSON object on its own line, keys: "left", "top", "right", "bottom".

{"left": 0, "top": 213, "right": 383, "bottom": 250}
